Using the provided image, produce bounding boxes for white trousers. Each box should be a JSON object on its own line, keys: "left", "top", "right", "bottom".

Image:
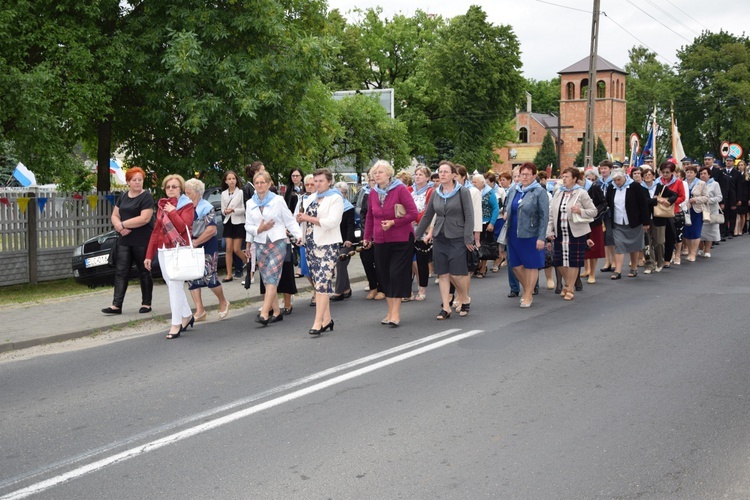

{"left": 158, "top": 248, "right": 193, "bottom": 326}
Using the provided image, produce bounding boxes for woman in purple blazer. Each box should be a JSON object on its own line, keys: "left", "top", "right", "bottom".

{"left": 362, "top": 160, "right": 418, "bottom": 327}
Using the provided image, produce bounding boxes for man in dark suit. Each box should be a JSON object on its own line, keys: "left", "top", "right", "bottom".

{"left": 724, "top": 155, "right": 741, "bottom": 238}
{"left": 705, "top": 152, "right": 730, "bottom": 240}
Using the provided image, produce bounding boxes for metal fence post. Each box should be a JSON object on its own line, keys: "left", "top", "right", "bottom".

{"left": 27, "top": 191, "right": 38, "bottom": 285}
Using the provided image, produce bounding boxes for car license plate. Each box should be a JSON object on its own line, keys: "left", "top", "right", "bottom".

{"left": 85, "top": 254, "right": 110, "bottom": 268}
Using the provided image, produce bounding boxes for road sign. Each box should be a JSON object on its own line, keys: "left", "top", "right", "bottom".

{"left": 720, "top": 141, "right": 730, "bottom": 158}
{"left": 729, "top": 143, "right": 743, "bottom": 159}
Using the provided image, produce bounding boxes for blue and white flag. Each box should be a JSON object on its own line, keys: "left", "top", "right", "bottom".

{"left": 637, "top": 128, "right": 654, "bottom": 166}
{"left": 13, "top": 162, "right": 37, "bottom": 187}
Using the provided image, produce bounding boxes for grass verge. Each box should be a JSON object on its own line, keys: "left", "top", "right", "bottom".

{"left": 0, "top": 278, "right": 105, "bottom": 306}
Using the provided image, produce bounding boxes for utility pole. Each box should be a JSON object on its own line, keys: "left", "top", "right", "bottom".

{"left": 584, "top": 0, "right": 601, "bottom": 167}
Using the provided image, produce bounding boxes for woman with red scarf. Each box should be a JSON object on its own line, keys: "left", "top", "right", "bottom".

{"left": 144, "top": 174, "right": 196, "bottom": 339}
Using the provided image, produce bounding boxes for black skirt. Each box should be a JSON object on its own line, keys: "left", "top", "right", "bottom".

{"left": 374, "top": 236, "right": 414, "bottom": 298}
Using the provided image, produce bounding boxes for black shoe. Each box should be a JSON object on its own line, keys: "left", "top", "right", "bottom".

{"left": 281, "top": 306, "right": 293, "bottom": 315}
{"left": 388, "top": 321, "right": 400, "bottom": 328}
{"left": 342, "top": 290, "right": 352, "bottom": 299}
{"left": 322, "top": 319, "right": 334, "bottom": 332}
{"left": 309, "top": 298, "right": 316, "bottom": 307}
{"left": 554, "top": 285, "right": 562, "bottom": 295}
{"left": 600, "top": 265, "right": 614, "bottom": 272}
{"left": 533, "top": 287, "right": 539, "bottom": 295}
{"left": 180, "top": 315, "right": 195, "bottom": 332}
{"left": 166, "top": 330, "right": 180, "bottom": 339}
{"left": 507, "top": 291, "right": 520, "bottom": 298}
{"left": 138, "top": 306, "right": 152, "bottom": 314}
{"left": 102, "top": 307, "right": 122, "bottom": 315}
{"left": 255, "top": 314, "right": 270, "bottom": 326}
{"left": 309, "top": 326, "right": 322, "bottom": 335}
{"left": 269, "top": 314, "right": 284, "bottom": 324}
{"left": 574, "top": 284, "right": 583, "bottom": 291}
{"left": 329, "top": 294, "right": 345, "bottom": 302}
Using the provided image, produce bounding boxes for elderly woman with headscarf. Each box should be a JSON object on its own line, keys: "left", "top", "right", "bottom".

{"left": 184, "top": 178, "right": 230, "bottom": 321}
{"left": 546, "top": 168, "right": 598, "bottom": 301}
{"left": 245, "top": 170, "right": 302, "bottom": 326}
{"left": 143, "top": 174, "right": 195, "bottom": 339}
{"left": 472, "top": 173, "right": 499, "bottom": 278}
{"left": 409, "top": 164, "right": 435, "bottom": 301}
{"left": 362, "top": 160, "right": 418, "bottom": 327}
{"left": 699, "top": 166, "right": 722, "bottom": 258}
{"left": 605, "top": 168, "right": 650, "bottom": 280}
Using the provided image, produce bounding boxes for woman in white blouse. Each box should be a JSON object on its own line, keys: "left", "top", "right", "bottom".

{"left": 245, "top": 171, "right": 302, "bottom": 325}
{"left": 221, "top": 170, "right": 249, "bottom": 282}
{"left": 296, "top": 169, "right": 344, "bottom": 335}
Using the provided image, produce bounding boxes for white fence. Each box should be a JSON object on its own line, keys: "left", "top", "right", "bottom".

{"left": 0, "top": 187, "right": 116, "bottom": 286}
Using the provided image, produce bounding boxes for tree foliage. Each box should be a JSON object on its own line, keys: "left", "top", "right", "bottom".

{"left": 0, "top": 0, "right": 129, "bottom": 187}
{"left": 675, "top": 30, "right": 750, "bottom": 158}
{"left": 575, "top": 136, "right": 608, "bottom": 167}
{"left": 624, "top": 46, "right": 675, "bottom": 161}
{"left": 524, "top": 78, "right": 561, "bottom": 115}
{"left": 534, "top": 132, "right": 558, "bottom": 174}
{"left": 403, "top": 6, "right": 524, "bottom": 168}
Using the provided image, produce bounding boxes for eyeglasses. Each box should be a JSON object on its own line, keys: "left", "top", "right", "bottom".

{"left": 165, "top": 184, "right": 180, "bottom": 189}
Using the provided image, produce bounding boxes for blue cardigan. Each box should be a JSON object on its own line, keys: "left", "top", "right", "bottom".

{"left": 505, "top": 184, "right": 549, "bottom": 241}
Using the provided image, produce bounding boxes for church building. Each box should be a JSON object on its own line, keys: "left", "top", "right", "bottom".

{"left": 493, "top": 55, "right": 627, "bottom": 173}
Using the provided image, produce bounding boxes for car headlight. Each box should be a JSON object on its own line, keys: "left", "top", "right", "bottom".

{"left": 73, "top": 246, "right": 83, "bottom": 257}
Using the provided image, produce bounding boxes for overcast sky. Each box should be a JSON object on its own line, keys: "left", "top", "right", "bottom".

{"left": 326, "top": 0, "right": 748, "bottom": 81}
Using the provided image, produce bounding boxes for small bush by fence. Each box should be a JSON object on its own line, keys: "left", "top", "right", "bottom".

{"left": 0, "top": 187, "right": 117, "bottom": 286}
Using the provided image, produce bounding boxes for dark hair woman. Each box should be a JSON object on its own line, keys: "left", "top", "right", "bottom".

{"left": 220, "top": 169, "right": 248, "bottom": 282}
{"left": 546, "top": 168, "right": 598, "bottom": 301}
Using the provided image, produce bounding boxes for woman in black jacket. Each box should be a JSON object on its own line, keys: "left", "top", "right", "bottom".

{"left": 605, "top": 169, "right": 650, "bottom": 279}
{"left": 330, "top": 181, "right": 357, "bottom": 301}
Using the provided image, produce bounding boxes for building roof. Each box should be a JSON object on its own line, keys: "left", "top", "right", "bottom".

{"left": 529, "top": 113, "right": 560, "bottom": 139}
{"left": 558, "top": 55, "right": 627, "bottom": 75}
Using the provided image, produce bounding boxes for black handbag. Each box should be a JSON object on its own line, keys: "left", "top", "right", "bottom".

{"left": 478, "top": 240, "right": 499, "bottom": 260}
{"left": 467, "top": 247, "right": 481, "bottom": 272}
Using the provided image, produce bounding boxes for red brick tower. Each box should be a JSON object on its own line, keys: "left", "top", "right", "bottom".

{"left": 558, "top": 56, "right": 627, "bottom": 167}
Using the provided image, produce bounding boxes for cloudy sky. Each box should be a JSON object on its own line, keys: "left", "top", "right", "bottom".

{"left": 326, "top": 0, "right": 748, "bottom": 81}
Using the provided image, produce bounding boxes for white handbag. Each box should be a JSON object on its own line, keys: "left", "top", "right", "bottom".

{"left": 570, "top": 190, "right": 594, "bottom": 224}
{"left": 161, "top": 230, "right": 205, "bottom": 281}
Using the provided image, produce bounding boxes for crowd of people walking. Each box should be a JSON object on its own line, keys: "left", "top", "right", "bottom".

{"left": 103, "top": 153, "right": 748, "bottom": 337}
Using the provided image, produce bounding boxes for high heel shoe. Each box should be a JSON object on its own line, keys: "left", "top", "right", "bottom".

{"left": 181, "top": 315, "right": 195, "bottom": 332}
{"left": 322, "top": 319, "right": 334, "bottom": 332}
{"left": 309, "top": 326, "right": 322, "bottom": 335}
{"left": 218, "top": 302, "right": 231, "bottom": 320}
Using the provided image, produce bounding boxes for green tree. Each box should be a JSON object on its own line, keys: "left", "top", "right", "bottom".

{"left": 407, "top": 6, "right": 524, "bottom": 168}
{"left": 575, "top": 136, "right": 608, "bottom": 167}
{"left": 0, "top": 0, "right": 129, "bottom": 188}
{"left": 318, "top": 94, "right": 410, "bottom": 178}
{"left": 675, "top": 31, "right": 750, "bottom": 158}
{"left": 534, "top": 132, "right": 558, "bottom": 174}
{"left": 524, "top": 78, "right": 561, "bottom": 115}
{"left": 624, "top": 46, "right": 675, "bottom": 160}
{"left": 116, "top": 0, "right": 336, "bottom": 183}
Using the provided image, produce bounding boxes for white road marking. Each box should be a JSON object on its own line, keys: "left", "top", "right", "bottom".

{"left": 2, "top": 328, "right": 482, "bottom": 499}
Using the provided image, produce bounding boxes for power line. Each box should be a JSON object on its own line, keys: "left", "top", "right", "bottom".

{"left": 625, "top": 0, "right": 692, "bottom": 43}
{"left": 664, "top": 0, "right": 709, "bottom": 31}
{"left": 600, "top": 12, "right": 675, "bottom": 66}
{"left": 534, "top": 0, "right": 591, "bottom": 15}
{"left": 642, "top": 0, "right": 699, "bottom": 38}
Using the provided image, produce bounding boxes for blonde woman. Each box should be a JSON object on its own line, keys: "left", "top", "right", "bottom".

{"left": 245, "top": 171, "right": 302, "bottom": 325}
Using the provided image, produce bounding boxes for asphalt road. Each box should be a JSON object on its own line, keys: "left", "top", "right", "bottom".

{"left": 2, "top": 242, "right": 750, "bottom": 499}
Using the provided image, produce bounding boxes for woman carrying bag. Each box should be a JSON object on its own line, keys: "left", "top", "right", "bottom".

{"left": 144, "top": 174, "right": 196, "bottom": 339}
